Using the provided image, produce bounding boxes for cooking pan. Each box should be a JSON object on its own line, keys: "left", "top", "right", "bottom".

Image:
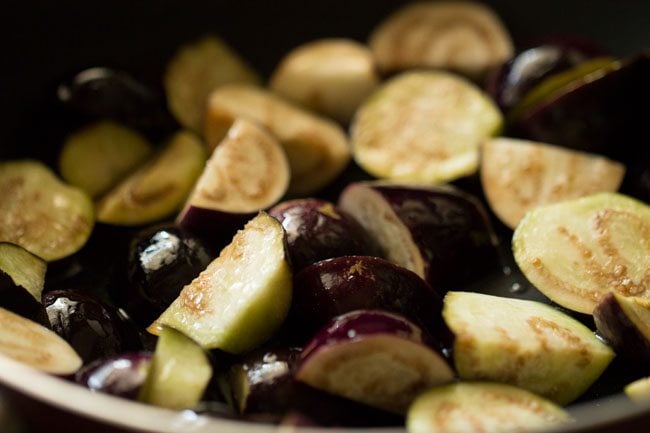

{"left": 0, "top": 0, "right": 649, "bottom": 432}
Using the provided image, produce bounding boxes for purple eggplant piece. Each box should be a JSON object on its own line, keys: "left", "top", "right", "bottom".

{"left": 43, "top": 289, "right": 142, "bottom": 363}
{"left": 296, "top": 310, "right": 454, "bottom": 414}
{"left": 485, "top": 41, "right": 602, "bottom": 113}
{"left": 57, "top": 67, "right": 177, "bottom": 136}
{"left": 75, "top": 352, "right": 152, "bottom": 400}
{"left": 121, "top": 224, "right": 214, "bottom": 326}
{"left": 511, "top": 54, "right": 650, "bottom": 202}
{"left": 269, "top": 199, "right": 376, "bottom": 272}
{"left": 594, "top": 293, "right": 650, "bottom": 372}
{"left": 339, "top": 183, "right": 499, "bottom": 290}
{"left": 290, "top": 255, "right": 443, "bottom": 339}
{"left": 176, "top": 205, "right": 250, "bottom": 248}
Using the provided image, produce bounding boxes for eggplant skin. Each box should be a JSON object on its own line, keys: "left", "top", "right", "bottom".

{"left": 0, "top": 273, "right": 49, "bottom": 326}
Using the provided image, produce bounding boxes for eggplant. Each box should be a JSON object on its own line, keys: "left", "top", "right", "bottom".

{"left": 295, "top": 310, "right": 454, "bottom": 414}
{"left": 625, "top": 377, "right": 650, "bottom": 403}
{"left": 177, "top": 118, "right": 290, "bottom": 240}
{"left": 0, "top": 243, "right": 48, "bottom": 325}
{"left": 150, "top": 212, "right": 292, "bottom": 354}
{"left": 43, "top": 289, "right": 143, "bottom": 364}
{"left": 350, "top": 71, "right": 503, "bottom": 184}
{"left": 513, "top": 192, "right": 650, "bottom": 314}
{"left": 369, "top": 1, "right": 513, "bottom": 77}
{"left": 268, "top": 199, "right": 375, "bottom": 272}
{"left": 594, "top": 293, "right": 650, "bottom": 369}
{"left": 0, "top": 307, "right": 81, "bottom": 374}
{"left": 0, "top": 160, "right": 94, "bottom": 261}
{"left": 443, "top": 291, "right": 614, "bottom": 404}
{"left": 407, "top": 382, "right": 570, "bottom": 433}
{"left": 269, "top": 38, "right": 380, "bottom": 124}
{"left": 122, "top": 224, "right": 214, "bottom": 326}
{"left": 290, "top": 256, "right": 444, "bottom": 338}
{"left": 339, "top": 182, "right": 499, "bottom": 289}
{"left": 75, "top": 352, "right": 152, "bottom": 400}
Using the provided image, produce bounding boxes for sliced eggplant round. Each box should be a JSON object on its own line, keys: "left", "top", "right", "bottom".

{"left": 481, "top": 138, "right": 625, "bottom": 229}
{"left": 204, "top": 84, "right": 350, "bottom": 195}
{"left": 513, "top": 192, "right": 650, "bottom": 314}
{"left": 339, "top": 182, "right": 498, "bottom": 289}
{"left": 369, "top": 1, "right": 513, "bottom": 77}
{"left": 164, "top": 35, "right": 260, "bottom": 132}
{"left": 0, "top": 307, "right": 82, "bottom": 374}
{"left": 96, "top": 131, "right": 206, "bottom": 226}
{"left": 150, "top": 212, "right": 292, "bottom": 354}
{"left": 0, "top": 160, "right": 94, "bottom": 261}
{"left": 295, "top": 310, "right": 454, "bottom": 414}
{"left": 269, "top": 38, "right": 380, "bottom": 124}
{"left": 59, "top": 121, "right": 154, "bottom": 198}
{"left": 177, "top": 118, "right": 290, "bottom": 236}
{"left": 407, "top": 382, "right": 570, "bottom": 433}
{"left": 350, "top": 71, "right": 503, "bottom": 184}
{"left": 443, "top": 291, "right": 614, "bottom": 404}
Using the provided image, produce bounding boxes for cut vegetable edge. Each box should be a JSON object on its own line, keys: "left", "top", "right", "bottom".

{"left": 0, "top": 307, "right": 82, "bottom": 375}
{"left": 369, "top": 1, "right": 514, "bottom": 77}
{"left": 481, "top": 137, "right": 626, "bottom": 229}
{"left": 625, "top": 377, "right": 650, "bottom": 403}
{"left": 406, "top": 382, "right": 571, "bottom": 433}
{"left": 350, "top": 71, "right": 503, "bottom": 184}
{"left": 513, "top": 192, "right": 650, "bottom": 314}
{"left": 138, "top": 326, "right": 212, "bottom": 410}
{"left": 0, "top": 242, "right": 46, "bottom": 302}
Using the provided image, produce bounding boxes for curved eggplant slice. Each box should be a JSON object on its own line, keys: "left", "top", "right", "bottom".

{"left": 150, "top": 212, "right": 292, "bottom": 354}
{"left": 59, "top": 120, "right": 154, "bottom": 198}
{"left": 369, "top": 1, "right": 513, "bottom": 77}
{"left": 443, "top": 291, "right": 614, "bottom": 405}
{"left": 0, "top": 160, "right": 94, "bottom": 261}
{"left": 350, "top": 71, "right": 503, "bottom": 184}
{"left": 0, "top": 307, "right": 82, "bottom": 374}
{"left": 269, "top": 38, "right": 380, "bottom": 124}
{"left": 295, "top": 310, "right": 454, "bottom": 414}
{"left": 0, "top": 243, "right": 47, "bottom": 324}
{"left": 177, "top": 118, "right": 290, "bottom": 234}
{"left": 513, "top": 193, "right": 650, "bottom": 314}
{"left": 96, "top": 131, "right": 206, "bottom": 226}
{"left": 407, "top": 382, "right": 570, "bottom": 433}
{"left": 205, "top": 84, "right": 350, "bottom": 195}
{"left": 139, "top": 326, "right": 212, "bottom": 410}
{"left": 625, "top": 377, "right": 650, "bottom": 403}
{"left": 164, "top": 35, "right": 260, "bottom": 132}
{"left": 481, "top": 138, "right": 625, "bottom": 229}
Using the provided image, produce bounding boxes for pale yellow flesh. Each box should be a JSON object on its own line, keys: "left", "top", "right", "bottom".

{"left": 351, "top": 71, "right": 503, "bottom": 184}
{"left": 369, "top": 1, "right": 513, "bottom": 77}
{"left": 513, "top": 193, "right": 650, "bottom": 314}
{"left": 0, "top": 243, "right": 46, "bottom": 301}
{"left": 407, "top": 382, "right": 570, "bottom": 433}
{"left": 205, "top": 84, "right": 350, "bottom": 195}
{"left": 180, "top": 118, "right": 289, "bottom": 215}
{"left": 625, "top": 377, "right": 650, "bottom": 403}
{"left": 0, "top": 307, "right": 82, "bottom": 374}
{"left": 139, "top": 327, "right": 212, "bottom": 410}
{"left": 59, "top": 121, "right": 153, "bottom": 198}
{"left": 96, "top": 131, "right": 207, "bottom": 225}
{"left": 481, "top": 138, "right": 625, "bottom": 229}
{"left": 0, "top": 160, "right": 94, "bottom": 261}
{"left": 150, "top": 213, "right": 292, "bottom": 354}
{"left": 443, "top": 291, "right": 614, "bottom": 405}
{"left": 269, "top": 38, "right": 380, "bottom": 123}
{"left": 164, "top": 36, "right": 260, "bottom": 132}
{"left": 614, "top": 293, "right": 650, "bottom": 341}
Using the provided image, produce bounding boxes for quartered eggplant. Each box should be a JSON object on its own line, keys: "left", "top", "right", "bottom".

{"left": 75, "top": 352, "right": 152, "bottom": 400}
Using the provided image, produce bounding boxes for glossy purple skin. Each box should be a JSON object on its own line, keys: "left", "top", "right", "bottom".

{"left": 594, "top": 293, "right": 650, "bottom": 371}
{"left": 57, "top": 67, "right": 176, "bottom": 137}
{"left": 269, "top": 199, "right": 375, "bottom": 272}
{"left": 122, "top": 224, "right": 213, "bottom": 326}
{"left": 362, "top": 185, "right": 499, "bottom": 290}
{"left": 43, "top": 289, "right": 142, "bottom": 364}
{"left": 177, "top": 205, "right": 252, "bottom": 247}
{"left": 512, "top": 54, "right": 650, "bottom": 202}
{"left": 74, "top": 352, "right": 152, "bottom": 400}
{"left": 290, "top": 255, "right": 443, "bottom": 338}
{"left": 485, "top": 42, "right": 601, "bottom": 113}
